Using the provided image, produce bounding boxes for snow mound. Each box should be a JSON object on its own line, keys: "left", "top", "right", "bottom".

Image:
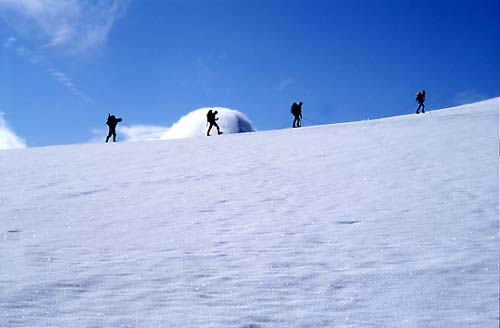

{"left": 160, "top": 107, "right": 255, "bottom": 140}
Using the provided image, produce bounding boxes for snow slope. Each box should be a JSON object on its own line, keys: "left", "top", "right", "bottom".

{"left": 1, "top": 98, "right": 498, "bottom": 327}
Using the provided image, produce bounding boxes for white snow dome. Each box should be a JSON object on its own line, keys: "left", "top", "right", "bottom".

{"left": 160, "top": 107, "right": 255, "bottom": 140}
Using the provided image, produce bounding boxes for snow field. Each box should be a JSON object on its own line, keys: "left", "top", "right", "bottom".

{"left": 0, "top": 98, "right": 498, "bottom": 327}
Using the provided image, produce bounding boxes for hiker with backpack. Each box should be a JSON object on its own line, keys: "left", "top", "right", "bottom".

{"left": 105, "top": 113, "right": 122, "bottom": 143}
{"left": 206, "top": 109, "right": 223, "bottom": 136}
{"left": 416, "top": 90, "right": 426, "bottom": 114}
{"left": 291, "top": 101, "right": 303, "bottom": 128}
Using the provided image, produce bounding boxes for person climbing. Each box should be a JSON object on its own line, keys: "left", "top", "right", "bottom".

{"left": 416, "top": 90, "right": 426, "bottom": 114}
{"left": 291, "top": 101, "right": 303, "bottom": 128}
{"left": 105, "top": 113, "right": 122, "bottom": 143}
{"left": 206, "top": 109, "right": 223, "bottom": 136}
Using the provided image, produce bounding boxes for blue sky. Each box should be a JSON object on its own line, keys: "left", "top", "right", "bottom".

{"left": 1, "top": 0, "right": 499, "bottom": 147}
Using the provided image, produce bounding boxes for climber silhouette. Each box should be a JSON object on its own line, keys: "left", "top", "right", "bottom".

{"left": 291, "top": 101, "right": 303, "bottom": 128}
{"left": 105, "top": 114, "right": 122, "bottom": 143}
{"left": 416, "top": 90, "right": 426, "bottom": 114}
{"left": 207, "top": 109, "right": 223, "bottom": 136}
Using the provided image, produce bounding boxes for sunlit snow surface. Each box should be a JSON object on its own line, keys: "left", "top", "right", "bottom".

{"left": 1, "top": 99, "right": 498, "bottom": 327}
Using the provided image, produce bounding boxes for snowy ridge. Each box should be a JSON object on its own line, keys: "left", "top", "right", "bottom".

{"left": 0, "top": 99, "right": 498, "bottom": 327}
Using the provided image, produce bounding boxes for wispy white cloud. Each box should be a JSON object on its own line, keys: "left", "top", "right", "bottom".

{"left": 47, "top": 67, "right": 92, "bottom": 102}
{"left": 89, "top": 128, "right": 106, "bottom": 143}
{"left": 0, "top": 0, "right": 127, "bottom": 101}
{"left": 0, "top": 113, "right": 26, "bottom": 150}
{"left": 4, "top": 37, "right": 92, "bottom": 102}
{"left": 14, "top": 44, "right": 42, "bottom": 64}
{"left": 0, "top": 0, "right": 130, "bottom": 52}
{"left": 3, "top": 36, "right": 16, "bottom": 48}
{"left": 276, "top": 78, "right": 295, "bottom": 92}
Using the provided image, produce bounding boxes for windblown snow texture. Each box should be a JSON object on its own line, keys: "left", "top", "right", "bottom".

{"left": 0, "top": 98, "right": 498, "bottom": 327}
{"left": 160, "top": 107, "right": 255, "bottom": 140}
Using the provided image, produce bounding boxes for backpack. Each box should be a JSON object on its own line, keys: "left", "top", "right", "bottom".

{"left": 207, "top": 110, "right": 216, "bottom": 123}
{"left": 106, "top": 115, "right": 115, "bottom": 126}
{"left": 291, "top": 103, "right": 298, "bottom": 115}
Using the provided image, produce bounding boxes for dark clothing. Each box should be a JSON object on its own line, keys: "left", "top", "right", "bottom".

{"left": 206, "top": 110, "right": 222, "bottom": 136}
{"left": 416, "top": 102, "right": 425, "bottom": 114}
{"left": 207, "top": 122, "right": 222, "bottom": 136}
{"left": 106, "top": 115, "right": 121, "bottom": 129}
{"left": 293, "top": 117, "right": 301, "bottom": 128}
{"left": 105, "top": 115, "right": 122, "bottom": 142}
{"left": 291, "top": 103, "right": 301, "bottom": 117}
{"left": 416, "top": 91, "right": 426, "bottom": 114}
{"left": 207, "top": 110, "right": 217, "bottom": 124}
{"left": 106, "top": 128, "right": 117, "bottom": 143}
{"left": 291, "top": 102, "right": 303, "bottom": 128}
{"left": 416, "top": 92, "right": 425, "bottom": 103}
